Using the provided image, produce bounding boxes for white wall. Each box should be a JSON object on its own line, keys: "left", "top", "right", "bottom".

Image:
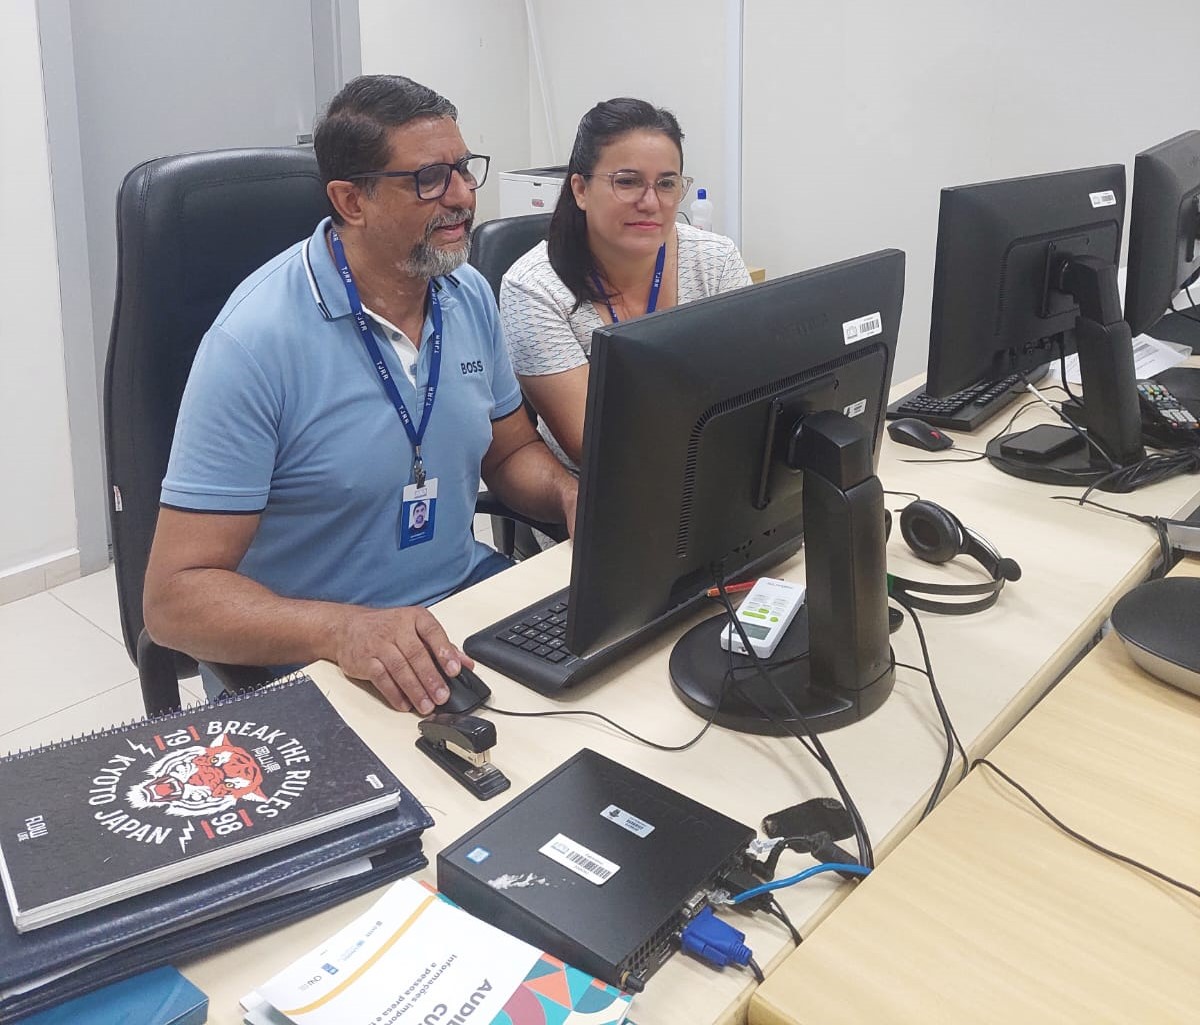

{"left": 743, "top": 0, "right": 1197, "bottom": 380}
{"left": 526, "top": 0, "right": 733, "bottom": 233}
{"left": 0, "top": 2, "right": 78, "bottom": 587}
{"left": 358, "top": 0, "right": 532, "bottom": 223}
{"left": 360, "top": 1, "right": 736, "bottom": 231}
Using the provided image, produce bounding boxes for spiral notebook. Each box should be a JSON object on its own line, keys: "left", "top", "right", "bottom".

{"left": 0, "top": 672, "right": 402, "bottom": 932}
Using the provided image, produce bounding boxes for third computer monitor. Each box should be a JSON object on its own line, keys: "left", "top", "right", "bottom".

{"left": 927, "top": 164, "right": 1126, "bottom": 397}
{"left": 925, "top": 163, "right": 1148, "bottom": 484}
{"left": 1125, "top": 129, "right": 1200, "bottom": 337}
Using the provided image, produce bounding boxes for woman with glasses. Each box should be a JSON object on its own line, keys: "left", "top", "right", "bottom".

{"left": 500, "top": 97, "right": 751, "bottom": 468}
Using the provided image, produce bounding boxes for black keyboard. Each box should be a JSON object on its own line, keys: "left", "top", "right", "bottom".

{"left": 886, "top": 365, "right": 1050, "bottom": 433}
{"left": 464, "top": 588, "right": 629, "bottom": 695}
{"left": 493, "top": 597, "right": 573, "bottom": 664}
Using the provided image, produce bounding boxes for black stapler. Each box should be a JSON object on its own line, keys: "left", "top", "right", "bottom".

{"left": 415, "top": 714, "right": 511, "bottom": 800}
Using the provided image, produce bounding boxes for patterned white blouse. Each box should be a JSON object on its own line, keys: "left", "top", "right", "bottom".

{"left": 500, "top": 223, "right": 752, "bottom": 378}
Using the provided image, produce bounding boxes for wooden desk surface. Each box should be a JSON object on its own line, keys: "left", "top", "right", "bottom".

{"left": 183, "top": 390, "right": 1200, "bottom": 1025}
{"left": 750, "top": 560, "right": 1200, "bottom": 1025}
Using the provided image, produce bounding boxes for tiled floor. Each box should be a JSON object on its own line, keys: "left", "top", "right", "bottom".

{"left": 0, "top": 565, "right": 201, "bottom": 755}
{"left": 0, "top": 514, "right": 496, "bottom": 754}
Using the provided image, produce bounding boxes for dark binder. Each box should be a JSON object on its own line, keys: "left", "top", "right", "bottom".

{"left": 0, "top": 804, "right": 432, "bottom": 1022}
{"left": 0, "top": 672, "right": 405, "bottom": 932}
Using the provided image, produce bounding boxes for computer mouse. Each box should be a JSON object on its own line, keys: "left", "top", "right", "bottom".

{"left": 1109, "top": 578, "right": 1200, "bottom": 697}
{"left": 887, "top": 417, "right": 954, "bottom": 452}
{"left": 434, "top": 663, "right": 492, "bottom": 714}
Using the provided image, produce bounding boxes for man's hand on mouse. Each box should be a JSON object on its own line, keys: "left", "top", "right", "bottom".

{"left": 332, "top": 606, "right": 474, "bottom": 715}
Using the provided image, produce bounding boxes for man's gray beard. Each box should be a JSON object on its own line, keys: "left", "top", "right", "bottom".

{"left": 403, "top": 215, "right": 473, "bottom": 277}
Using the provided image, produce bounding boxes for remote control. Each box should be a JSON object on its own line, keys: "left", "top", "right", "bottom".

{"left": 720, "top": 577, "right": 806, "bottom": 658}
{"left": 1137, "top": 379, "right": 1200, "bottom": 440}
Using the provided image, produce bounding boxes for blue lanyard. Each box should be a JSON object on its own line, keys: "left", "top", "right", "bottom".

{"left": 329, "top": 228, "right": 441, "bottom": 487}
{"left": 592, "top": 243, "right": 666, "bottom": 324}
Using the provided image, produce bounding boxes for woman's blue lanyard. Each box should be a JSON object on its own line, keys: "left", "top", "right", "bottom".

{"left": 591, "top": 243, "right": 666, "bottom": 324}
{"left": 329, "top": 228, "right": 441, "bottom": 488}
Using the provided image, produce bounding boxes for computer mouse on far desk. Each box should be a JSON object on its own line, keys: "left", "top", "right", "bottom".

{"left": 435, "top": 663, "right": 493, "bottom": 714}
{"left": 1109, "top": 578, "right": 1200, "bottom": 697}
{"left": 887, "top": 417, "right": 955, "bottom": 452}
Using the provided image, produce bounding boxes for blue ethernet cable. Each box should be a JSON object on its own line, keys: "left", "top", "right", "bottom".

{"left": 729, "top": 862, "right": 871, "bottom": 904}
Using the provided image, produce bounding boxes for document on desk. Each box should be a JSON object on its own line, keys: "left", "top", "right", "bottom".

{"left": 1046, "top": 333, "right": 1189, "bottom": 386}
{"left": 249, "top": 877, "right": 632, "bottom": 1025}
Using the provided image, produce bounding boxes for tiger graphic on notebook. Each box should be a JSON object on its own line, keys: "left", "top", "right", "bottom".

{"left": 126, "top": 734, "right": 267, "bottom": 817}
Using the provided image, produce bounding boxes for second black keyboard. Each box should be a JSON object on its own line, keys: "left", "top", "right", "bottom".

{"left": 886, "top": 365, "right": 1050, "bottom": 433}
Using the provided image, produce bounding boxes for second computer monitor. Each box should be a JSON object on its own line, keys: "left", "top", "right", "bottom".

{"left": 926, "top": 164, "right": 1126, "bottom": 397}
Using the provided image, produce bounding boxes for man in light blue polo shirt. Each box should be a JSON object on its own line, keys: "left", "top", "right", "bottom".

{"left": 143, "top": 75, "right": 577, "bottom": 716}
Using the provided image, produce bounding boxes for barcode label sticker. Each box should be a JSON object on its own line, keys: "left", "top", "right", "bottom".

{"left": 539, "top": 833, "right": 620, "bottom": 885}
{"left": 842, "top": 312, "right": 882, "bottom": 345}
{"left": 1090, "top": 190, "right": 1117, "bottom": 208}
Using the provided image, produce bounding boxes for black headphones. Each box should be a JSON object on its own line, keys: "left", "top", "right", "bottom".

{"left": 885, "top": 500, "right": 1022, "bottom": 615}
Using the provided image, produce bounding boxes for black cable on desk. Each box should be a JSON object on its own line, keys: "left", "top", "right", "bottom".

{"left": 1049, "top": 494, "right": 1175, "bottom": 578}
{"left": 704, "top": 595, "right": 821, "bottom": 762}
{"left": 1056, "top": 339, "right": 1082, "bottom": 406}
{"left": 973, "top": 758, "right": 1200, "bottom": 900}
{"left": 766, "top": 896, "right": 802, "bottom": 946}
{"left": 746, "top": 956, "right": 765, "bottom": 984}
{"left": 890, "top": 600, "right": 968, "bottom": 819}
{"left": 712, "top": 579, "right": 875, "bottom": 870}
{"left": 895, "top": 659, "right": 968, "bottom": 782}
{"left": 480, "top": 698, "right": 720, "bottom": 753}
{"left": 1077, "top": 448, "right": 1200, "bottom": 501}
{"left": 898, "top": 448, "right": 987, "bottom": 464}
{"left": 484, "top": 610, "right": 823, "bottom": 758}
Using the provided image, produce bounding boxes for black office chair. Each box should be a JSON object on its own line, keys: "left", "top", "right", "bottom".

{"left": 467, "top": 213, "right": 565, "bottom": 558}
{"left": 106, "top": 150, "right": 558, "bottom": 717}
{"left": 469, "top": 212, "right": 552, "bottom": 299}
{"left": 106, "top": 148, "right": 328, "bottom": 718}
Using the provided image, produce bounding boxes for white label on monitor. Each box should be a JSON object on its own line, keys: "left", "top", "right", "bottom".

{"left": 842, "top": 312, "right": 882, "bottom": 345}
{"left": 539, "top": 833, "right": 620, "bottom": 884}
{"left": 601, "top": 804, "right": 655, "bottom": 837}
{"left": 843, "top": 398, "right": 867, "bottom": 418}
{"left": 1090, "top": 190, "right": 1117, "bottom": 208}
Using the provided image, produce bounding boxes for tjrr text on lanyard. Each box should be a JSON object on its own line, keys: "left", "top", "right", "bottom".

{"left": 591, "top": 243, "right": 666, "bottom": 323}
{"left": 330, "top": 228, "right": 441, "bottom": 487}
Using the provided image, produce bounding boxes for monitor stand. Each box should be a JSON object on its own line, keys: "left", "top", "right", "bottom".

{"left": 670, "top": 411, "right": 895, "bottom": 736}
{"left": 988, "top": 255, "right": 1145, "bottom": 489}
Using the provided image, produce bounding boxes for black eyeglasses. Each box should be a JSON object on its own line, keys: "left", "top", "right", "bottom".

{"left": 348, "top": 154, "right": 491, "bottom": 200}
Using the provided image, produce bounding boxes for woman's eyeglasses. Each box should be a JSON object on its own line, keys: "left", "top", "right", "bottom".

{"left": 348, "top": 154, "right": 491, "bottom": 200}
{"left": 582, "top": 171, "right": 694, "bottom": 205}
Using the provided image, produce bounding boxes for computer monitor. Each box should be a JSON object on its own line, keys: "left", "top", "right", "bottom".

{"left": 1125, "top": 130, "right": 1200, "bottom": 337}
{"left": 567, "top": 250, "right": 905, "bottom": 733}
{"left": 925, "top": 164, "right": 1145, "bottom": 486}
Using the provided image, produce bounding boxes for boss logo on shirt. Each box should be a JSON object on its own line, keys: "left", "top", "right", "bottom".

{"left": 460, "top": 360, "right": 485, "bottom": 375}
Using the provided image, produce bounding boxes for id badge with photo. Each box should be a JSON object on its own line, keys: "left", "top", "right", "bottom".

{"left": 399, "top": 478, "right": 437, "bottom": 549}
